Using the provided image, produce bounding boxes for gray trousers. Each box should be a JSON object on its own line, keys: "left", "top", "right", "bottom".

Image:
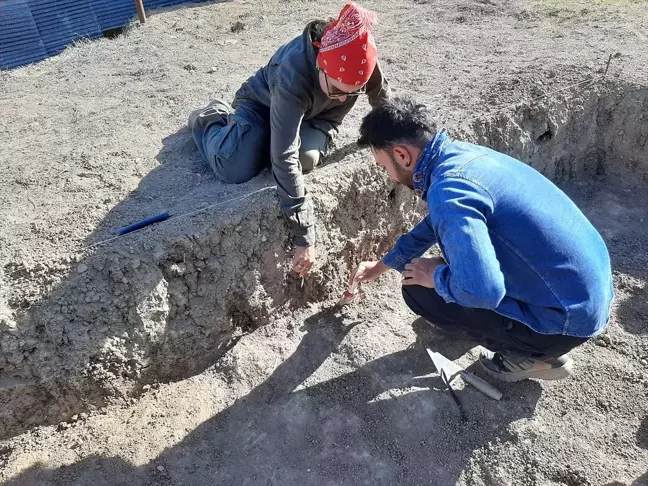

{"left": 188, "top": 99, "right": 330, "bottom": 184}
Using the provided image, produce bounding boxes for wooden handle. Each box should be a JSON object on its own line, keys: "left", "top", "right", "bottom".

{"left": 460, "top": 371, "right": 503, "bottom": 401}
{"left": 135, "top": 0, "right": 146, "bottom": 23}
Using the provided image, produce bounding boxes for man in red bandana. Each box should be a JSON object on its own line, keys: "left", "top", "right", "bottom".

{"left": 188, "top": 2, "right": 390, "bottom": 276}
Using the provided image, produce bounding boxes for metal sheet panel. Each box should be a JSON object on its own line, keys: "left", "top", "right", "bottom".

{"left": 0, "top": 0, "right": 48, "bottom": 69}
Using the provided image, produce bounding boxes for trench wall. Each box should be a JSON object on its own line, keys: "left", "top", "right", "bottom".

{"left": 1, "top": 80, "right": 646, "bottom": 439}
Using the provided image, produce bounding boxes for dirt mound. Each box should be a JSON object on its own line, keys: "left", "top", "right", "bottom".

{"left": 1, "top": 0, "right": 647, "bottom": 484}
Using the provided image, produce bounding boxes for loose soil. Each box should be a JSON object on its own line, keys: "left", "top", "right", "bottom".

{"left": 0, "top": 0, "right": 647, "bottom": 484}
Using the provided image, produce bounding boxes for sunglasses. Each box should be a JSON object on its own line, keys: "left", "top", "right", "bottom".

{"left": 318, "top": 67, "right": 367, "bottom": 98}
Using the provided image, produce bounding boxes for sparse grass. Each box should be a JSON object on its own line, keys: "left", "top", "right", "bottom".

{"left": 536, "top": 0, "right": 647, "bottom": 18}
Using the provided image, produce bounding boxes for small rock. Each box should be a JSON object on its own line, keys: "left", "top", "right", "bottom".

{"left": 170, "top": 263, "right": 186, "bottom": 277}
{"left": 143, "top": 384, "right": 151, "bottom": 392}
{"left": 613, "top": 52, "right": 622, "bottom": 58}
{"left": 71, "top": 414, "right": 79, "bottom": 422}
{"left": 76, "top": 263, "right": 88, "bottom": 274}
{"left": 597, "top": 334, "right": 612, "bottom": 347}
{"left": 207, "top": 67, "right": 217, "bottom": 74}
{"left": 225, "top": 39, "right": 238, "bottom": 45}
{"left": 183, "top": 63, "right": 196, "bottom": 71}
{"left": 261, "top": 236, "right": 267, "bottom": 242}
{"left": 157, "top": 465, "right": 165, "bottom": 472}
{"left": 95, "top": 464, "right": 102, "bottom": 470}
{"left": 231, "top": 21, "right": 245, "bottom": 33}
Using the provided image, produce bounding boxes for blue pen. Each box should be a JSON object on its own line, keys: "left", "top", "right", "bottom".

{"left": 116, "top": 212, "right": 171, "bottom": 236}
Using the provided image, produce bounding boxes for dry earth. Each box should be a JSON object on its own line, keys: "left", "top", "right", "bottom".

{"left": 1, "top": 0, "right": 647, "bottom": 484}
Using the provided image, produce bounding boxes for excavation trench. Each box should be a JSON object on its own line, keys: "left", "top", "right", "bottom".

{"left": 0, "top": 80, "right": 646, "bottom": 439}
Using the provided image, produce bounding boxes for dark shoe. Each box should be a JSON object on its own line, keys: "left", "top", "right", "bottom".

{"left": 479, "top": 349, "right": 573, "bottom": 382}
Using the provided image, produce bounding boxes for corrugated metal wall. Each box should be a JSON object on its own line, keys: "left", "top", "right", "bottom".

{"left": 92, "top": 0, "right": 137, "bottom": 31}
{"left": 0, "top": 0, "right": 208, "bottom": 69}
{"left": 27, "top": 0, "right": 103, "bottom": 56}
{"left": 0, "top": 0, "right": 48, "bottom": 69}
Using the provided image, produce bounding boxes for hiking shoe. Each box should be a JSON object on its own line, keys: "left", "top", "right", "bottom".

{"left": 479, "top": 349, "right": 573, "bottom": 382}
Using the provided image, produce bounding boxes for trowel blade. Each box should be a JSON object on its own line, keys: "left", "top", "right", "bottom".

{"left": 426, "top": 348, "right": 462, "bottom": 383}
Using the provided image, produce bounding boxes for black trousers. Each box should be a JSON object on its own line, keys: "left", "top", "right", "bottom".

{"left": 402, "top": 285, "right": 588, "bottom": 357}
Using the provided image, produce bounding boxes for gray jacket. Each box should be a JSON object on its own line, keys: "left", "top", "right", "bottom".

{"left": 232, "top": 22, "right": 390, "bottom": 247}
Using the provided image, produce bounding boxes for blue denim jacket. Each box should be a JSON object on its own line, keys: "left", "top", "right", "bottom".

{"left": 383, "top": 130, "right": 614, "bottom": 338}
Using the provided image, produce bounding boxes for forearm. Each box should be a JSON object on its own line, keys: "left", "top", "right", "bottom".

{"left": 382, "top": 217, "right": 437, "bottom": 272}
{"left": 270, "top": 87, "right": 316, "bottom": 246}
{"left": 371, "top": 260, "right": 390, "bottom": 279}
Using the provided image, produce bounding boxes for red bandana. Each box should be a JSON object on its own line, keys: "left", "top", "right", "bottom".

{"left": 316, "top": 2, "right": 379, "bottom": 87}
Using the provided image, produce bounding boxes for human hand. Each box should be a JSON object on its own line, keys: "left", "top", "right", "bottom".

{"left": 292, "top": 245, "right": 316, "bottom": 277}
{"left": 349, "top": 260, "right": 389, "bottom": 287}
{"left": 402, "top": 257, "right": 446, "bottom": 288}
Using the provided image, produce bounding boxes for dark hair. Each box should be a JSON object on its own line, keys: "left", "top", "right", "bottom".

{"left": 357, "top": 96, "right": 437, "bottom": 151}
{"left": 309, "top": 19, "right": 334, "bottom": 43}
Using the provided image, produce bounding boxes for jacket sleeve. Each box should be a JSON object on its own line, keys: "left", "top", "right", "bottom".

{"left": 430, "top": 177, "right": 506, "bottom": 309}
{"left": 270, "top": 85, "right": 315, "bottom": 247}
{"left": 382, "top": 215, "right": 437, "bottom": 272}
{"left": 366, "top": 61, "right": 391, "bottom": 108}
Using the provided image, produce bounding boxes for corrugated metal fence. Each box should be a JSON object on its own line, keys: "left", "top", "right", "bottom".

{"left": 0, "top": 0, "right": 206, "bottom": 69}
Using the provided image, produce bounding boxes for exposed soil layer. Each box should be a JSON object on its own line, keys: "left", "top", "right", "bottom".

{"left": 0, "top": 0, "right": 647, "bottom": 484}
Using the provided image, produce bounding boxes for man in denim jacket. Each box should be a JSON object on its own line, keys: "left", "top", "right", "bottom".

{"left": 351, "top": 97, "right": 614, "bottom": 382}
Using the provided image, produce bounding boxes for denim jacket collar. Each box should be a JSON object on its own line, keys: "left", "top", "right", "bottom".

{"left": 412, "top": 129, "right": 450, "bottom": 200}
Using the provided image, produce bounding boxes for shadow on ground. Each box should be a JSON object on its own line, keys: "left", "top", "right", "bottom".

{"left": 91, "top": 130, "right": 362, "bottom": 242}
{"left": 602, "top": 415, "right": 648, "bottom": 486}
{"left": 89, "top": 124, "right": 245, "bottom": 241}
{"left": 3, "top": 310, "right": 542, "bottom": 485}
{"left": 1, "top": 120, "right": 363, "bottom": 439}
{"left": 633, "top": 416, "right": 648, "bottom": 486}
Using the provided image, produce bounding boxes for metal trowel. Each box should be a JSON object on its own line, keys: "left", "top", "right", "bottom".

{"left": 336, "top": 280, "right": 364, "bottom": 307}
{"left": 426, "top": 348, "right": 503, "bottom": 401}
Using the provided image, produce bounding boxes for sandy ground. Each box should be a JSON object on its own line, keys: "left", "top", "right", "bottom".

{"left": 2, "top": 175, "right": 647, "bottom": 486}
{"left": 1, "top": 0, "right": 648, "bottom": 484}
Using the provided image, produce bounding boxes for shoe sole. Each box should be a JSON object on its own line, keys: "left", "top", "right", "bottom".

{"left": 479, "top": 358, "right": 573, "bottom": 383}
